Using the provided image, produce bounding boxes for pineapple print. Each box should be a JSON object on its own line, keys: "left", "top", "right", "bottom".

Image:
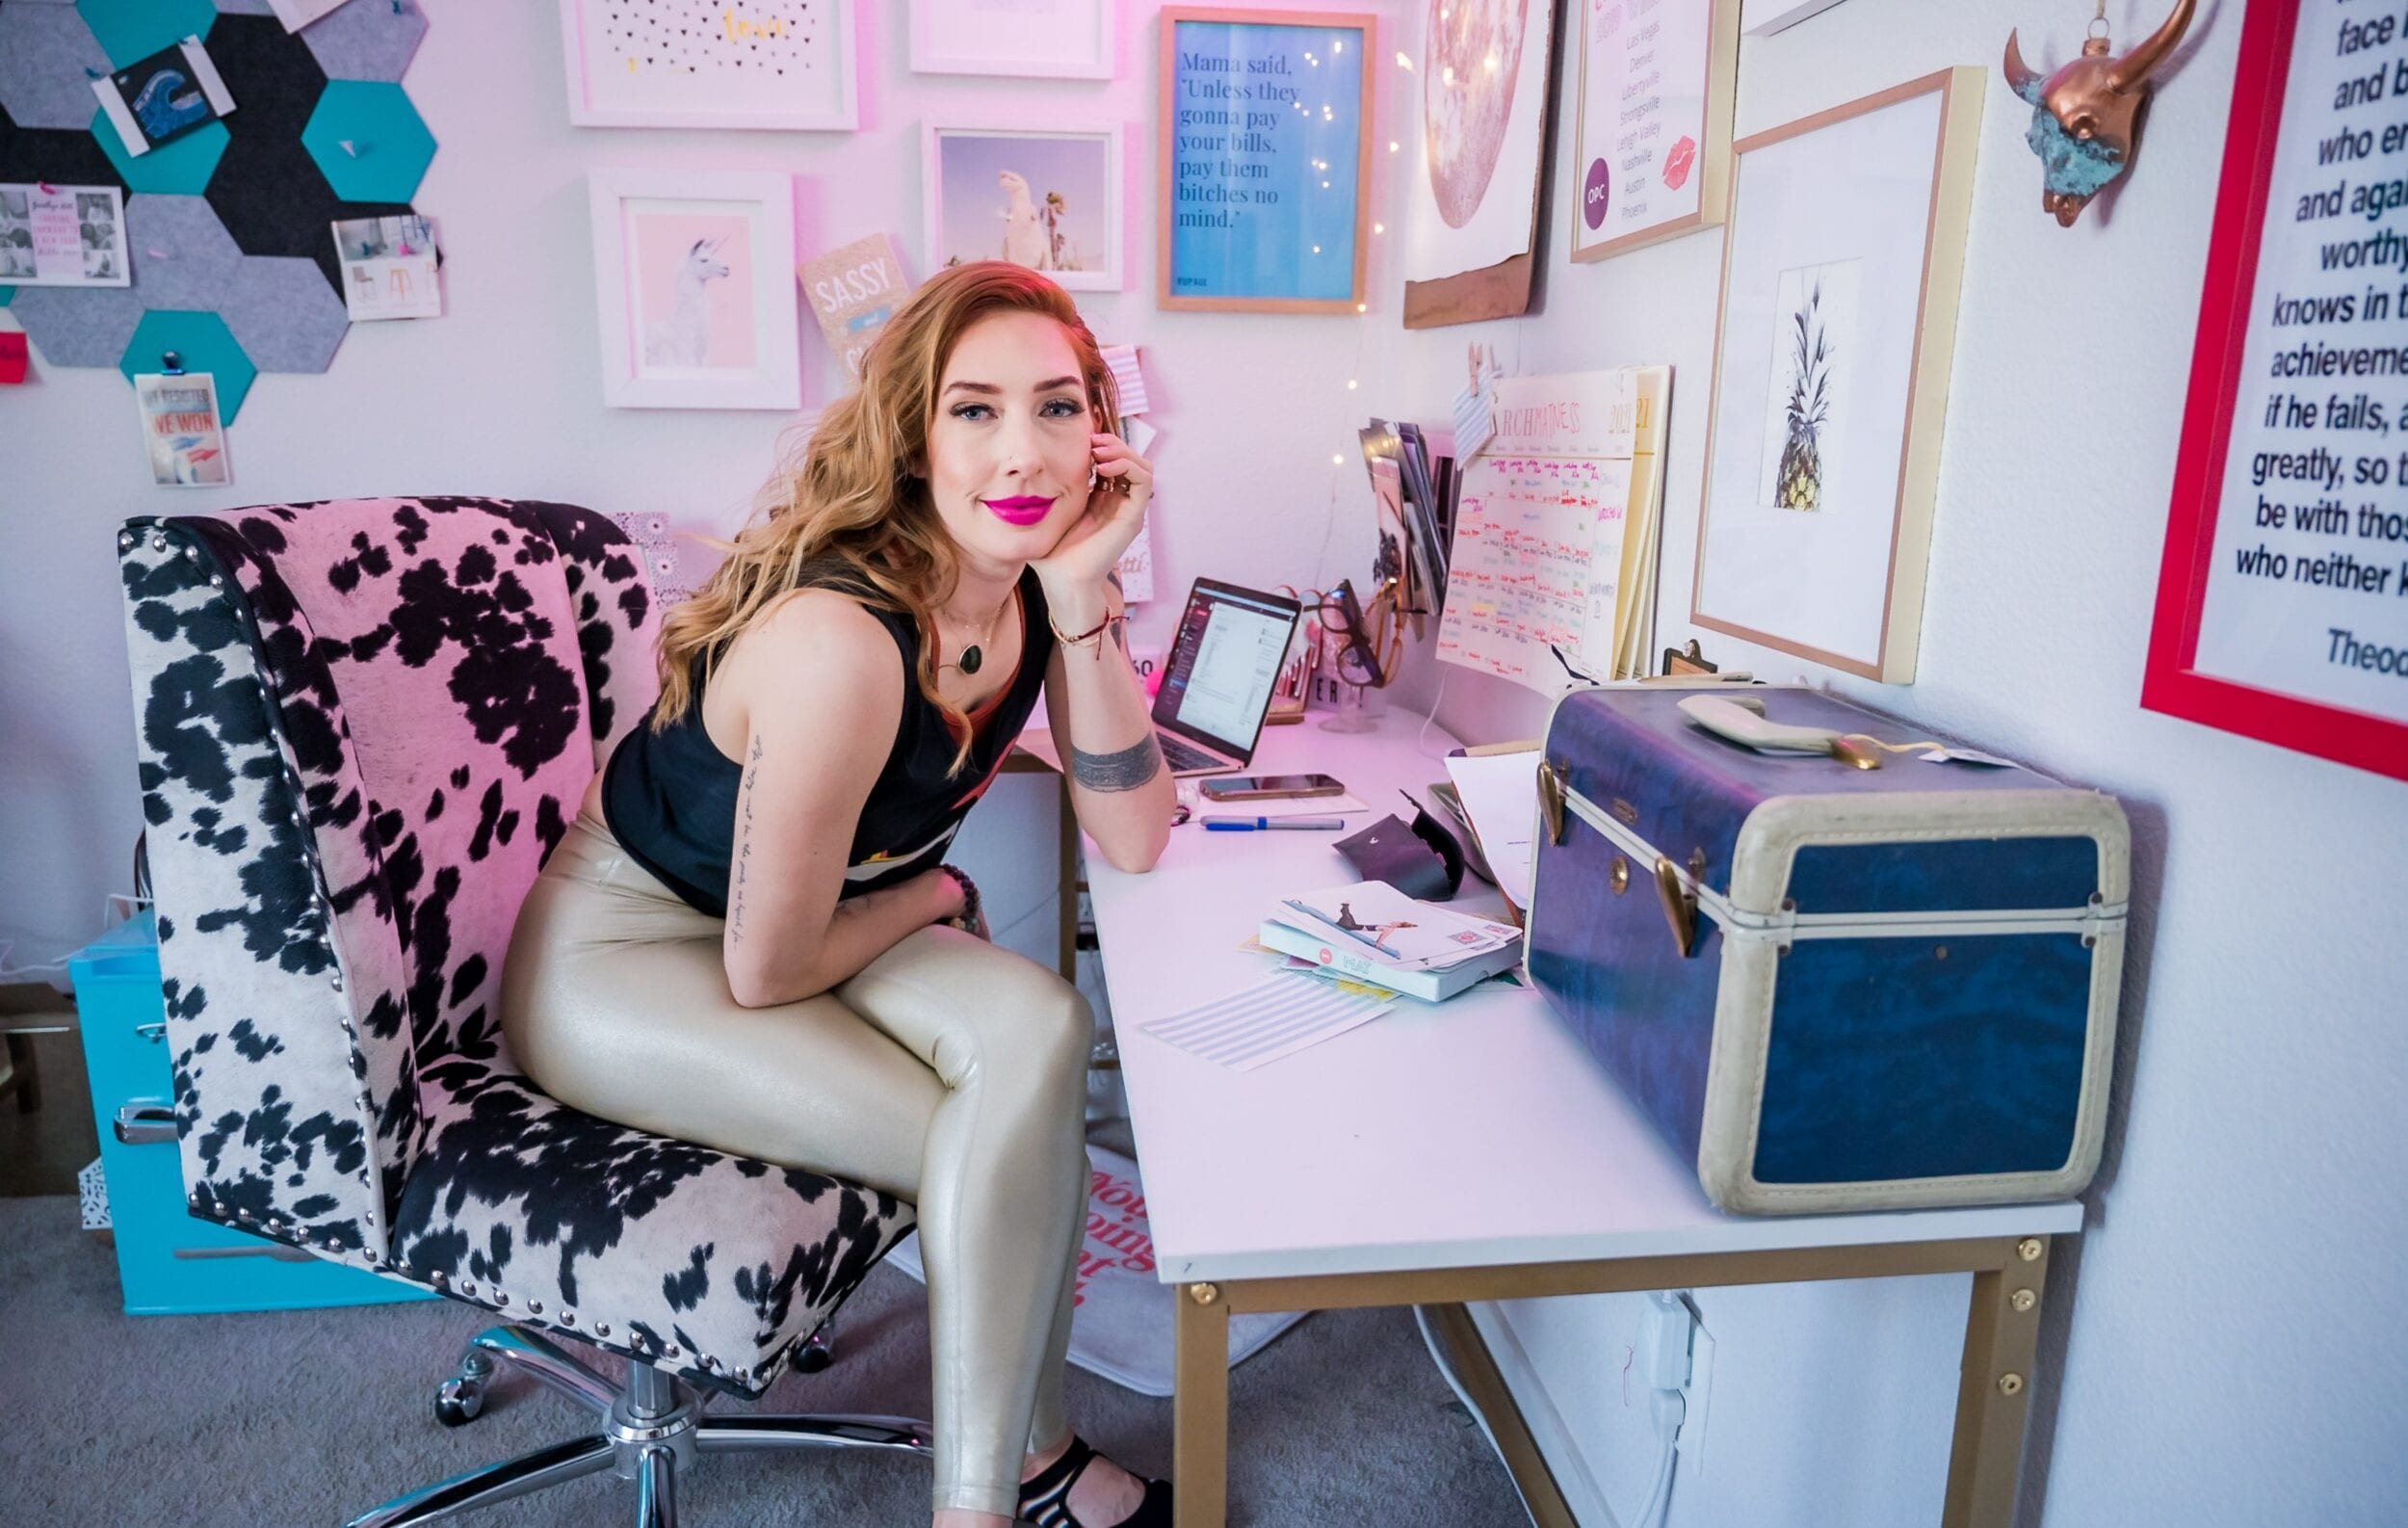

{"left": 1775, "top": 278, "right": 1833, "bottom": 512}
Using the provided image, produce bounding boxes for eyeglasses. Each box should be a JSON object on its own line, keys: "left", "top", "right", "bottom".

{"left": 1313, "top": 577, "right": 1402, "bottom": 690}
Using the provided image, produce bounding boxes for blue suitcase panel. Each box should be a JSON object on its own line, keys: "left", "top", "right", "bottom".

{"left": 1754, "top": 932, "right": 2091, "bottom": 1185}
{"left": 1527, "top": 853, "right": 1721, "bottom": 1169}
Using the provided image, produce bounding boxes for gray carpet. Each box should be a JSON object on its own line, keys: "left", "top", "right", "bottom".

{"left": 0, "top": 1195, "right": 1531, "bottom": 1526}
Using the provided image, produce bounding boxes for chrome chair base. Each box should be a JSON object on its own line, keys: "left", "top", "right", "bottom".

{"left": 347, "top": 1323, "right": 930, "bottom": 1528}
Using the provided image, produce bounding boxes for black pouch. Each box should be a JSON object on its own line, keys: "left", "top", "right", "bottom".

{"left": 1335, "top": 797, "right": 1466, "bottom": 901}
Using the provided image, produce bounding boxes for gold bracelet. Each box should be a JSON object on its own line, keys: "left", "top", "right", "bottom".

{"left": 1049, "top": 610, "right": 1115, "bottom": 649}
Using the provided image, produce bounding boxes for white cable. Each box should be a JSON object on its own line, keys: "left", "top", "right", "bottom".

{"left": 1415, "top": 663, "right": 1454, "bottom": 759}
{"left": 1411, "top": 1304, "right": 1545, "bottom": 1528}
{"left": 1627, "top": 1389, "right": 1685, "bottom": 1528}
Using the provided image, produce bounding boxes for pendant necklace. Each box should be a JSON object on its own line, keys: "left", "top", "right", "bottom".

{"left": 945, "top": 587, "right": 1016, "bottom": 677}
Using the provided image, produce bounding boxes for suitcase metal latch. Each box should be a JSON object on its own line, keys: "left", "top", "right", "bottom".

{"left": 1536, "top": 759, "right": 1567, "bottom": 846}
{"left": 1654, "top": 856, "right": 1699, "bottom": 959}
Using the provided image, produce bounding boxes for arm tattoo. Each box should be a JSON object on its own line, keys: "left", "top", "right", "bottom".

{"left": 729, "top": 736, "right": 763, "bottom": 942}
{"left": 1070, "top": 735, "right": 1163, "bottom": 793}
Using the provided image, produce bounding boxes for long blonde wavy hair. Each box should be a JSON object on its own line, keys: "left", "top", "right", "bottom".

{"left": 647, "top": 262, "right": 1119, "bottom": 763}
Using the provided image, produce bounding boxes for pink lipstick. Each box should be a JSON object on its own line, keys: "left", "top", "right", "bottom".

{"left": 983, "top": 495, "right": 1055, "bottom": 526}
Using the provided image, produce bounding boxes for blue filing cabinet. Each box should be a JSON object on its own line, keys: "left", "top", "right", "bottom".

{"left": 67, "top": 913, "right": 433, "bottom": 1315}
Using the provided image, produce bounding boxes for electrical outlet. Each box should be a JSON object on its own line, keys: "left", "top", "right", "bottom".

{"left": 1676, "top": 1318, "right": 1715, "bottom": 1477}
{"left": 1641, "top": 1290, "right": 1695, "bottom": 1391}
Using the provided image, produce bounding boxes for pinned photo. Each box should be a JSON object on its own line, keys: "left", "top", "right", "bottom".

{"left": 134, "top": 370, "right": 231, "bottom": 487}
{"left": 331, "top": 214, "right": 442, "bottom": 320}
{"left": 0, "top": 183, "right": 131, "bottom": 288}
{"left": 92, "top": 37, "right": 237, "bottom": 157}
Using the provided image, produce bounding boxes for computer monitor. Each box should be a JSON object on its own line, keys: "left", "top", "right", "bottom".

{"left": 1149, "top": 578, "right": 1303, "bottom": 765}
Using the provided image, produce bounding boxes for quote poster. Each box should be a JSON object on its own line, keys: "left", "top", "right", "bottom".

{"left": 1162, "top": 12, "right": 1369, "bottom": 307}
{"left": 2146, "top": 0, "right": 2408, "bottom": 778}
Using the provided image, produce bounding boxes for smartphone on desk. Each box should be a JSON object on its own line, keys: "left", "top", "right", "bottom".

{"left": 1199, "top": 772, "right": 1345, "bottom": 802}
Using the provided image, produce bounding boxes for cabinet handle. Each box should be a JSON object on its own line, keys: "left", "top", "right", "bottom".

{"left": 136, "top": 1022, "right": 166, "bottom": 1043}
{"left": 114, "top": 1102, "right": 177, "bottom": 1145}
{"left": 172, "top": 1245, "right": 316, "bottom": 1264}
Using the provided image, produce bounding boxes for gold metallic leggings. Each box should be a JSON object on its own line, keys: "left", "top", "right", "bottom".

{"left": 500, "top": 805, "right": 1093, "bottom": 1518}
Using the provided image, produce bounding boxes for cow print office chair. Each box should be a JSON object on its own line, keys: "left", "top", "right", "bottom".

{"left": 118, "top": 498, "right": 927, "bottom": 1526}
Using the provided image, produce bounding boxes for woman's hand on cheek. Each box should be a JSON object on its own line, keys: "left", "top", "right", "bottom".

{"left": 1031, "top": 432, "right": 1152, "bottom": 616}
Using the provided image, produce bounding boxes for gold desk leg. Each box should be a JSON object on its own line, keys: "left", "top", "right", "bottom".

{"left": 1943, "top": 1235, "right": 2051, "bottom": 1528}
{"left": 1174, "top": 1282, "right": 1232, "bottom": 1528}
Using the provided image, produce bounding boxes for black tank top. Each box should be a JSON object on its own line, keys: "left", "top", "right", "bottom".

{"left": 601, "top": 568, "right": 1053, "bottom": 918}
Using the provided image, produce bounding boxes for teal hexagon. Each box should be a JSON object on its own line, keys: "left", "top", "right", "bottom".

{"left": 119, "top": 308, "right": 255, "bottom": 422}
{"left": 93, "top": 107, "right": 228, "bottom": 195}
{"left": 78, "top": 0, "right": 218, "bottom": 68}
{"left": 301, "top": 82, "right": 433, "bottom": 203}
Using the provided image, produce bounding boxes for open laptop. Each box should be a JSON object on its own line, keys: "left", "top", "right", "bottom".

{"left": 1148, "top": 578, "right": 1303, "bottom": 777}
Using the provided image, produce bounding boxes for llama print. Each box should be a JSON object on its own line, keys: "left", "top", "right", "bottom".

{"left": 646, "top": 236, "right": 730, "bottom": 367}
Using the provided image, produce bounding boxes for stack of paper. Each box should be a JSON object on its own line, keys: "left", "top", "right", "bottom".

{"left": 1258, "top": 881, "right": 1522, "bottom": 1001}
{"left": 1441, "top": 751, "right": 1541, "bottom": 911}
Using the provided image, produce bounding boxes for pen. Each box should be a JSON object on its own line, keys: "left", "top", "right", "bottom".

{"left": 1203, "top": 815, "right": 1347, "bottom": 831}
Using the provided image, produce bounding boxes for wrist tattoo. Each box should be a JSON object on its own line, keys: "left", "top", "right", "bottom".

{"left": 1070, "top": 736, "right": 1163, "bottom": 793}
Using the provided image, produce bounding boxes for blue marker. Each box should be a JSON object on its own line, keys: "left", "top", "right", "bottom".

{"left": 1203, "top": 815, "right": 1347, "bottom": 831}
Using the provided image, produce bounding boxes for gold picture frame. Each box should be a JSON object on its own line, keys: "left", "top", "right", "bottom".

{"left": 1568, "top": 0, "right": 1741, "bottom": 264}
{"left": 1156, "top": 7, "right": 1376, "bottom": 314}
{"left": 1689, "top": 66, "right": 1982, "bottom": 683}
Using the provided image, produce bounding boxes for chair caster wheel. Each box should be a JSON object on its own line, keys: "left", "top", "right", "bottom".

{"left": 434, "top": 1376, "right": 486, "bottom": 1427}
{"left": 794, "top": 1324, "right": 836, "bottom": 1375}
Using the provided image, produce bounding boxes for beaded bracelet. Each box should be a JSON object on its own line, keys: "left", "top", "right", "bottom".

{"left": 934, "top": 864, "right": 983, "bottom": 935}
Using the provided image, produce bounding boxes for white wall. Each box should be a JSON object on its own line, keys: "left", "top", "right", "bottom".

{"left": 1366, "top": 2, "right": 2408, "bottom": 1525}
{"left": 0, "top": 0, "right": 1400, "bottom": 976}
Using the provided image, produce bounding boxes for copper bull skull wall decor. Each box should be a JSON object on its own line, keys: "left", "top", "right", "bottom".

{"left": 2005, "top": 0, "right": 2197, "bottom": 226}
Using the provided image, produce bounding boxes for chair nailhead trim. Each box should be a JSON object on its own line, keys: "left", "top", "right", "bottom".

{"left": 593, "top": 1323, "right": 611, "bottom": 1337}
{"left": 526, "top": 1300, "right": 542, "bottom": 1315}
{"left": 460, "top": 1282, "right": 477, "bottom": 1298}
{"left": 493, "top": 1292, "right": 509, "bottom": 1306}
{"left": 559, "top": 1311, "right": 575, "bottom": 1327}
{"left": 665, "top": 1345, "right": 680, "bottom": 1360}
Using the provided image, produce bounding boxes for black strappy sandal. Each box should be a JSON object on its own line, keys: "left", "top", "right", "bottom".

{"left": 1016, "top": 1435, "right": 1172, "bottom": 1528}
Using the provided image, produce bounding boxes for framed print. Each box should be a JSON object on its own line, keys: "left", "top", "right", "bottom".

{"left": 1570, "top": 0, "right": 1738, "bottom": 262}
{"left": 2143, "top": 0, "right": 2408, "bottom": 781}
{"left": 1741, "top": 0, "right": 1851, "bottom": 34}
{"left": 1401, "top": 0, "right": 1558, "bottom": 328}
{"left": 1156, "top": 8, "right": 1374, "bottom": 313}
{"left": 587, "top": 170, "right": 802, "bottom": 410}
{"left": 559, "top": 0, "right": 858, "bottom": 130}
{"left": 909, "top": 0, "right": 1114, "bottom": 79}
{"left": 1690, "top": 67, "right": 1981, "bottom": 683}
{"left": 923, "top": 123, "right": 1124, "bottom": 292}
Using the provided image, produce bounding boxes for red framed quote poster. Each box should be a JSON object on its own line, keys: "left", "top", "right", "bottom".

{"left": 2143, "top": 0, "right": 2408, "bottom": 779}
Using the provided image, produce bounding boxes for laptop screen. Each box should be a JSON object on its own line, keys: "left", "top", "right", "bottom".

{"left": 1151, "top": 579, "right": 1301, "bottom": 757}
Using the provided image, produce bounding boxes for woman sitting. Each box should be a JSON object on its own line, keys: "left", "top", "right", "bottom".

{"left": 502, "top": 261, "right": 1175, "bottom": 1528}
